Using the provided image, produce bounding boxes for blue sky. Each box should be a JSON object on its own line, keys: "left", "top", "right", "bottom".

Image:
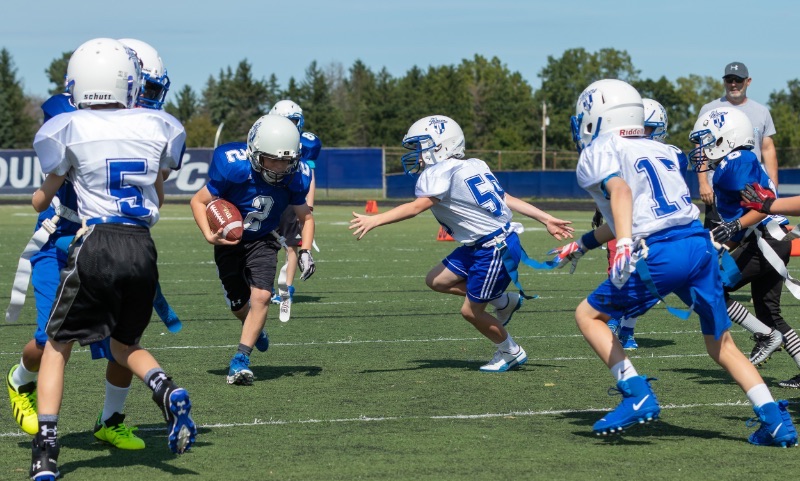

{"left": 2, "top": 0, "right": 798, "bottom": 106}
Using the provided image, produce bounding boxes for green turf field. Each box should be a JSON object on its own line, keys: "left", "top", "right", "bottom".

{"left": 1, "top": 203, "right": 799, "bottom": 480}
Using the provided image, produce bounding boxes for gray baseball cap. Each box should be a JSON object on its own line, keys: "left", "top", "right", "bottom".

{"left": 723, "top": 62, "right": 749, "bottom": 79}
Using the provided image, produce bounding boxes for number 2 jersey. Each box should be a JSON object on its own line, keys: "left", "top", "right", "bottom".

{"left": 415, "top": 157, "right": 512, "bottom": 244}
{"left": 33, "top": 108, "right": 186, "bottom": 227}
{"left": 206, "top": 142, "right": 312, "bottom": 241}
{"left": 576, "top": 134, "right": 699, "bottom": 241}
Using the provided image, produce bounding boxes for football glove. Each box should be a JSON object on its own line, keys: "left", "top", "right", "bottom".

{"left": 610, "top": 237, "right": 633, "bottom": 289}
{"left": 298, "top": 249, "right": 316, "bottom": 281}
{"left": 711, "top": 219, "right": 742, "bottom": 245}
{"left": 548, "top": 240, "right": 587, "bottom": 274}
{"left": 591, "top": 209, "right": 604, "bottom": 230}
{"left": 740, "top": 182, "right": 776, "bottom": 214}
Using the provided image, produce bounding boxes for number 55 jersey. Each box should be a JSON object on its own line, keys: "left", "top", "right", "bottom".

{"left": 577, "top": 134, "right": 699, "bottom": 241}
{"left": 415, "top": 157, "right": 512, "bottom": 245}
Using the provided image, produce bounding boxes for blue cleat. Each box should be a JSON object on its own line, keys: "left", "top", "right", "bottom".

{"left": 255, "top": 330, "right": 270, "bottom": 352}
{"left": 165, "top": 387, "right": 196, "bottom": 454}
{"left": 748, "top": 400, "right": 799, "bottom": 447}
{"left": 153, "top": 283, "right": 182, "bottom": 333}
{"left": 607, "top": 318, "right": 620, "bottom": 335}
{"left": 619, "top": 328, "right": 638, "bottom": 350}
{"left": 227, "top": 353, "right": 254, "bottom": 386}
{"left": 593, "top": 376, "right": 660, "bottom": 435}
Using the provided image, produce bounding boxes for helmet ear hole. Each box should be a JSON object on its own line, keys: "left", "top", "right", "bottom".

{"left": 586, "top": 122, "right": 593, "bottom": 134}
{"left": 716, "top": 137, "right": 724, "bottom": 147}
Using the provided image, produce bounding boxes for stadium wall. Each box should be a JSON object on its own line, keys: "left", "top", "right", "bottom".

{"left": 3, "top": 148, "right": 798, "bottom": 200}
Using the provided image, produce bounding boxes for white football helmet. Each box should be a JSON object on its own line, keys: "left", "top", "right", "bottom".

{"left": 118, "top": 38, "right": 170, "bottom": 110}
{"left": 66, "top": 38, "right": 142, "bottom": 109}
{"left": 689, "top": 108, "right": 755, "bottom": 171}
{"left": 570, "top": 79, "right": 645, "bottom": 152}
{"left": 269, "top": 99, "right": 304, "bottom": 130}
{"left": 643, "top": 98, "right": 668, "bottom": 143}
{"left": 401, "top": 115, "right": 466, "bottom": 175}
{"left": 246, "top": 115, "right": 301, "bottom": 184}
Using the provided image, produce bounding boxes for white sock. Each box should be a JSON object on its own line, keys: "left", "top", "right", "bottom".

{"left": 610, "top": 359, "right": 637, "bottom": 381}
{"left": 496, "top": 334, "right": 519, "bottom": 353}
{"left": 11, "top": 359, "right": 38, "bottom": 388}
{"left": 620, "top": 317, "right": 638, "bottom": 329}
{"left": 489, "top": 293, "right": 509, "bottom": 309}
{"left": 101, "top": 381, "right": 130, "bottom": 422}
{"left": 746, "top": 383, "right": 774, "bottom": 409}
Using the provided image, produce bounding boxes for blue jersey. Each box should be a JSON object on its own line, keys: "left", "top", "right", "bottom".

{"left": 713, "top": 149, "right": 779, "bottom": 241}
{"left": 206, "top": 142, "right": 311, "bottom": 241}
{"left": 300, "top": 131, "right": 322, "bottom": 168}
{"left": 41, "top": 93, "right": 75, "bottom": 123}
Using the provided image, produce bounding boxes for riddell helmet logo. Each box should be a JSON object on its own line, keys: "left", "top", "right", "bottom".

{"left": 83, "top": 93, "right": 113, "bottom": 100}
{"left": 619, "top": 128, "right": 645, "bottom": 137}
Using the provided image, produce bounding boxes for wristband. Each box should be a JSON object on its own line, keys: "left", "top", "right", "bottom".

{"left": 581, "top": 231, "right": 602, "bottom": 250}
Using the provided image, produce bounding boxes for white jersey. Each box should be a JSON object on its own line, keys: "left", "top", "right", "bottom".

{"left": 577, "top": 134, "right": 699, "bottom": 241}
{"left": 415, "top": 158, "right": 512, "bottom": 244}
{"left": 34, "top": 109, "right": 185, "bottom": 227}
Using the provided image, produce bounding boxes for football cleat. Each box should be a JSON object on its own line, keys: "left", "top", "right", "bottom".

{"left": 607, "top": 318, "right": 621, "bottom": 335}
{"left": 93, "top": 411, "right": 145, "bottom": 450}
{"left": 7, "top": 364, "right": 38, "bottom": 435}
{"left": 778, "top": 373, "right": 800, "bottom": 389}
{"left": 494, "top": 292, "right": 523, "bottom": 327}
{"left": 479, "top": 347, "right": 527, "bottom": 372}
{"left": 255, "top": 330, "right": 270, "bottom": 352}
{"left": 593, "top": 376, "right": 660, "bottom": 436}
{"left": 747, "top": 400, "right": 798, "bottom": 447}
{"left": 227, "top": 353, "right": 254, "bottom": 386}
{"left": 165, "top": 387, "right": 196, "bottom": 454}
{"left": 619, "top": 328, "right": 638, "bottom": 350}
{"left": 749, "top": 330, "right": 783, "bottom": 367}
{"left": 30, "top": 436, "right": 59, "bottom": 481}
{"left": 278, "top": 287, "right": 292, "bottom": 323}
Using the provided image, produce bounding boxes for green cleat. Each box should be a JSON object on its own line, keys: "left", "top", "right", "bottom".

{"left": 7, "top": 364, "right": 38, "bottom": 435}
{"left": 94, "top": 412, "right": 146, "bottom": 450}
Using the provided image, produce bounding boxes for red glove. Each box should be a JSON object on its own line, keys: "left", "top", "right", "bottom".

{"left": 740, "top": 182, "right": 776, "bottom": 214}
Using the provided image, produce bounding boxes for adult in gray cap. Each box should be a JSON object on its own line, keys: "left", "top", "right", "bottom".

{"left": 696, "top": 62, "right": 778, "bottom": 229}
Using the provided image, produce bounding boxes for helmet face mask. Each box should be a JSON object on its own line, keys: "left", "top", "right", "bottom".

{"left": 571, "top": 79, "right": 645, "bottom": 152}
{"left": 689, "top": 108, "right": 755, "bottom": 172}
{"left": 269, "top": 99, "right": 304, "bottom": 131}
{"left": 118, "top": 38, "right": 170, "bottom": 110}
{"left": 643, "top": 98, "right": 668, "bottom": 142}
{"left": 66, "top": 38, "right": 142, "bottom": 110}
{"left": 246, "top": 115, "right": 302, "bottom": 185}
{"left": 401, "top": 115, "right": 465, "bottom": 176}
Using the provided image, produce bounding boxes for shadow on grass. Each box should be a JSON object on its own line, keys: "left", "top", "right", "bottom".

{"left": 671, "top": 367, "right": 787, "bottom": 387}
{"left": 207, "top": 365, "right": 322, "bottom": 382}
{"left": 627, "top": 337, "right": 676, "bottom": 349}
{"left": 17, "top": 427, "right": 210, "bottom": 477}
{"left": 559, "top": 410, "right": 742, "bottom": 445}
{"left": 359, "top": 358, "right": 563, "bottom": 373}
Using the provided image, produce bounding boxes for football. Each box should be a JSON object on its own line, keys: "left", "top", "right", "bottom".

{"left": 206, "top": 199, "right": 243, "bottom": 241}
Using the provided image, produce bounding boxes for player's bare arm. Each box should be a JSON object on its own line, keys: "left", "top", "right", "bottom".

{"left": 605, "top": 176, "right": 633, "bottom": 240}
{"left": 350, "top": 196, "right": 436, "bottom": 240}
{"left": 32, "top": 173, "right": 67, "bottom": 212}
{"left": 293, "top": 203, "right": 315, "bottom": 251}
{"left": 762, "top": 136, "right": 779, "bottom": 188}
{"left": 504, "top": 193, "right": 574, "bottom": 240}
{"left": 189, "top": 186, "right": 239, "bottom": 246}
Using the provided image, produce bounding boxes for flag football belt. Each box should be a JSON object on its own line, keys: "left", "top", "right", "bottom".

{"left": 5, "top": 200, "right": 81, "bottom": 323}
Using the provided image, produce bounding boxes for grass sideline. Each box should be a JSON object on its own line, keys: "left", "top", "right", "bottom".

{"left": 1, "top": 203, "right": 799, "bottom": 480}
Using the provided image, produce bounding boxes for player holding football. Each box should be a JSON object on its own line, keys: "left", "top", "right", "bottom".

{"left": 190, "top": 114, "right": 316, "bottom": 386}
{"left": 349, "top": 115, "right": 574, "bottom": 372}
{"left": 267, "top": 99, "right": 322, "bottom": 320}
{"left": 29, "top": 37, "right": 196, "bottom": 480}
{"left": 5, "top": 38, "right": 180, "bottom": 451}
{"left": 548, "top": 79, "right": 796, "bottom": 446}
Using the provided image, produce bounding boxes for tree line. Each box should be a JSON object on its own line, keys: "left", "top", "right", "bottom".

{"left": 2, "top": 47, "right": 799, "bottom": 170}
